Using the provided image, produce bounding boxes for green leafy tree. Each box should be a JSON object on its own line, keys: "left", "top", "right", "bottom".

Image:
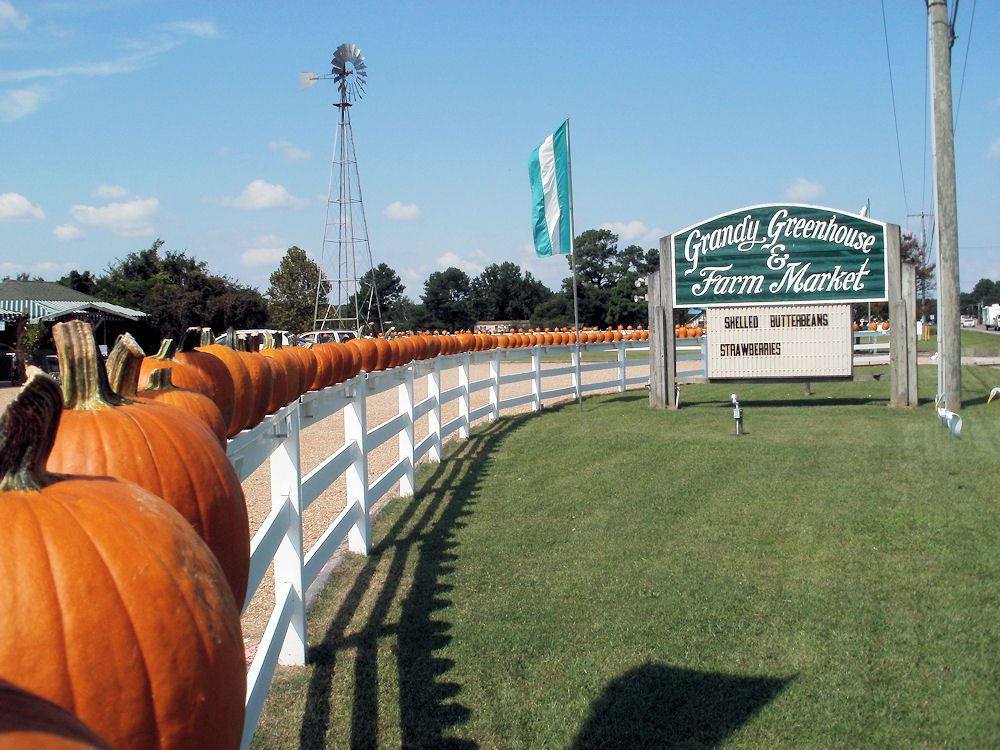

{"left": 900, "top": 232, "right": 936, "bottom": 319}
{"left": 470, "top": 262, "right": 551, "bottom": 321}
{"left": 95, "top": 239, "right": 267, "bottom": 339}
{"left": 421, "top": 267, "right": 475, "bottom": 330}
{"left": 57, "top": 270, "right": 98, "bottom": 296}
{"left": 266, "top": 247, "right": 328, "bottom": 333}
{"left": 531, "top": 293, "right": 572, "bottom": 328}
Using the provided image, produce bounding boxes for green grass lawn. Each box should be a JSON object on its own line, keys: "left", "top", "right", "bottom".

{"left": 255, "top": 365, "right": 999, "bottom": 749}
{"left": 917, "top": 328, "right": 1000, "bottom": 357}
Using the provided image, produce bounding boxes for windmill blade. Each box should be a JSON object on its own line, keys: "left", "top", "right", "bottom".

{"left": 299, "top": 71, "right": 320, "bottom": 90}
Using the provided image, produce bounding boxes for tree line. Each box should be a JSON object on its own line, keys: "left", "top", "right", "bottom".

{"left": 30, "top": 229, "right": 994, "bottom": 338}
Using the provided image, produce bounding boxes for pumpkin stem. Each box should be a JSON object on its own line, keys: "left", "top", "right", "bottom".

{"left": 105, "top": 333, "right": 145, "bottom": 398}
{"left": 152, "top": 338, "right": 177, "bottom": 361}
{"left": 199, "top": 327, "right": 215, "bottom": 348}
{"left": 0, "top": 367, "right": 63, "bottom": 491}
{"left": 145, "top": 366, "right": 176, "bottom": 392}
{"left": 52, "top": 321, "right": 121, "bottom": 410}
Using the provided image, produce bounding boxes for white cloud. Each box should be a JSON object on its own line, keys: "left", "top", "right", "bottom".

{"left": 0, "top": 259, "right": 75, "bottom": 275}
{"left": 269, "top": 139, "right": 310, "bottom": 162}
{"left": 240, "top": 235, "right": 287, "bottom": 266}
{"left": 0, "top": 86, "right": 45, "bottom": 122}
{"left": 219, "top": 179, "right": 306, "bottom": 210}
{"left": 0, "top": 1, "right": 28, "bottom": 32}
{"left": 383, "top": 201, "right": 421, "bottom": 221}
{"left": 599, "top": 220, "right": 665, "bottom": 245}
{"left": 437, "top": 250, "right": 487, "bottom": 274}
{"left": 53, "top": 223, "right": 83, "bottom": 240}
{"left": 0, "top": 39, "right": 180, "bottom": 83}
{"left": 783, "top": 178, "right": 824, "bottom": 201}
{"left": 988, "top": 138, "right": 1000, "bottom": 159}
{"left": 0, "top": 192, "right": 44, "bottom": 221}
{"left": 70, "top": 196, "right": 159, "bottom": 237}
{"left": 93, "top": 184, "right": 128, "bottom": 199}
{"left": 160, "top": 20, "right": 220, "bottom": 38}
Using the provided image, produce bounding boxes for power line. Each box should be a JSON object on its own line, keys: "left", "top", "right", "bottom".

{"left": 954, "top": 0, "right": 976, "bottom": 129}
{"left": 880, "top": 0, "right": 909, "bottom": 215}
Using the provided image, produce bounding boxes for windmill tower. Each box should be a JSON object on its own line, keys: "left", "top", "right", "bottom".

{"left": 302, "top": 43, "right": 384, "bottom": 335}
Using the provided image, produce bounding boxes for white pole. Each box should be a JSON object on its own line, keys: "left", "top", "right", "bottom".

{"left": 458, "top": 352, "right": 471, "bottom": 439}
{"left": 271, "top": 404, "right": 305, "bottom": 665}
{"left": 345, "top": 376, "right": 370, "bottom": 554}
{"left": 398, "top": 365, "right": 415, "bottom": 497}
{"left": 531, "top": 346, "right": 543, "bottom": 412}
{"left": 566, "top": 117, "right": 584, "bottom": 413}
{"left": 489, "top": 348, "right": 500, "bottom": 422}
{"left": 427, "top": 359, "right": 442, "bottom": 462}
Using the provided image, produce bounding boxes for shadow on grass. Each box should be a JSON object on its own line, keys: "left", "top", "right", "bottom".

{"left": 299, "top": 415, "right": 530, "bottom": 750}
{"left": 571, "top": 663, "right": 794, "bottom": 749}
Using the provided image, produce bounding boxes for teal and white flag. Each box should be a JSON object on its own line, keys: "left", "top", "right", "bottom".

{"left": 529, "top": 120, "right": 573, "bottom": 257}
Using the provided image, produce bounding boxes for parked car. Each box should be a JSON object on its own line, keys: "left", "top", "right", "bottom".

{"left": 297, "top": 329, "right": 358, "bottom": 345}
{"left": 960, "top": 316, "right": 977, "bottom": 329}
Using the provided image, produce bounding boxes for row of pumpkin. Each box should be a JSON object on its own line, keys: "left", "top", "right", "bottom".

{"left": 0, "top": 320, "right": 650, "bottom": 748}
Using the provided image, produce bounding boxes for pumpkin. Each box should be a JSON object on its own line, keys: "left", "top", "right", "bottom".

{"left": 260, "top": 332, "right": 303, "bottom": 402}
{"left": 172, "top": 328, "right": 238, "bottom": 436}
{"left": 133, "top": 364, "right": 228, "bottom": 445}
{"left": 351, "top": 338, "right": 375, "bottom": 371}
{"left": 339, "top": 340, "right": 362, "bottom": 380}
{"left": 425, "top": 335, "right": 441, "bottom": 358}
{"left": 387, "top": 338, "right": 402, "bottom": 368}
{"left": 196, "top": 335, "right": 257, "bottom": 434}
{"left": 0, "top": 679, "right": 112, "bottom": 749}
{"left": 693, "top": 326, "right": 703, "bottom": 337}
{"left": 881, "top": 321, "right": 890, "bottom": 331}
{"left": 138, "top": 339, "right": 212, "bottom": 397}
{"left": 852, "top": 322, "right": 860, "bottom": 332}
{"left": 235, "top": 335, "right": 275, "bottom": 424}
{"left": 48, "top": 322, "right": 250, "bottom": 605}
{"left": 459, "top": 333, "right": 476, "bottom": 353}
{"left": 0, "top": 369, "right": 245, "bottom": 750}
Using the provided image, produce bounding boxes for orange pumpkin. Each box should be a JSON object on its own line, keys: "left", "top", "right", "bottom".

{"left": 1, "top": 368, "right": 245, "bottom": 750}
{"left": 138, "top": 367, "right": 228, "bottom": 444}
{"left": 261, "top": 333, "right": 303, "bottom": 402}
{"left": 870, "top": 322, "right": 879, "bottom": 331}
{"left": 197, "top": 337, "right": 256, "bottom": 434}
{"left": 175, "top": 328, "right": 237, "bottom": 434}
{"left": 881, "top": 321, "right": 890, "bottom": 331}
{"left": 139, "top": 339, "right": 212, "bottom": 397}
{"left": 235, "top": 336, "right": 274, "bottom": 425}
{"left": 0, "top": 679, "right": 112, "bottom": 749}
{"left": 48, "top": 322, "right": 250, "bottom": 606}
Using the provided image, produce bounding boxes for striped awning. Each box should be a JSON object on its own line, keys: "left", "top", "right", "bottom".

{"left": 0, "top": 299, "right": 147, "bottom": 324}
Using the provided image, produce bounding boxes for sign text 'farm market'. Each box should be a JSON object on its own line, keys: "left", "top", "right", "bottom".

{"left": 671, "top": 204, "right": 888, "bottom": 307}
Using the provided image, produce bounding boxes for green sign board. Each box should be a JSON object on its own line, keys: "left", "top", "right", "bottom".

{"left": 671, "top": 204, "right": 887, "bottom": 308}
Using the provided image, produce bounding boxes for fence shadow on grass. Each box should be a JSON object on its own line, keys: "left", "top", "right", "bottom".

{"left": 571, "top": 662, "right": 794, "bottom": 749}
{"left": 299, "top": 415, "right": 529, "bottom": 750}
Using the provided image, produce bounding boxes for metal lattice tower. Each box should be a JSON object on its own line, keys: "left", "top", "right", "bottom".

{"left": 302, "top": 44, "right": 384, "bottom": 335}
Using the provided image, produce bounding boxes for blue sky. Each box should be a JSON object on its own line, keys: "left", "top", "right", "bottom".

{"left": 1, "top": 0, "right": 997, "bottom": 295}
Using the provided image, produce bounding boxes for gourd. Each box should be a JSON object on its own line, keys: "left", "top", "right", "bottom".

{"left": 0, "top": 369, "right": 245, "bottom": 750}
{"left": 46, "top": 321, "right": 250, "bottom": 605}
{"left": 173, "top": 328, "right": 237, "bottom": 435}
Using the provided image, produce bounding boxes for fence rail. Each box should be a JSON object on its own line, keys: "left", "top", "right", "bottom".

{"left": 228, "top": 330, "right": 893, "bottom": 747}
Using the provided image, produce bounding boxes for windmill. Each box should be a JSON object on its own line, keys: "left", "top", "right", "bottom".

{"left": 302, "top": 43, "right": 384, "bottom": 335}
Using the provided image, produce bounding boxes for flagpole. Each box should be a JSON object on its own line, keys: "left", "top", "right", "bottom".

{"left": 565, "top": 117, "right": 583, "bottom": 413}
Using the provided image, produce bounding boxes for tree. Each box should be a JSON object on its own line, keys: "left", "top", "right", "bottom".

{"left": 531, "top": 294, "right": 572, "bottom": 328}
{"left": 900, "top": 232, "right": 936, "bottom": 319}
{"left": 970, "top": 278, "right": 999, "bottom": 305}
{"left": 95, "top": 239, "right": 267, "bottom": 339}
{"left": 3, "top": 272, "right": 42, "bottom": 282}
{"left": 421, "top": 267, "right": 474, "bottom": 330}
{"left": 266, "top": 247, "right": 327, "bottom": 333}
{"left": 470, "top": 262, "right": 551, "bottom": 321}
{"left": 350, "top": 263, "right": 407, "bottom": 331}
{"left": 58, "top": 270, "right": 98, "bottom": 296}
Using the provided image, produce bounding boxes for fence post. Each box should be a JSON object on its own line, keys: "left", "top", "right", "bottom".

{"left": 459, "top": 352, "right": 471, "bottom": 439}
{"left": 346, "top": 376, "right": 370, "bottom": 554}
{"left": 399, "top": 365, "right": 415, "bottom": 496}
{"left": 531, "top": 347, "right": 542, "bottom": 411}
{"left": 700, "top": 335, "right": 708, "bottom": 378}
{"left": 427, "top": 359, "right": 442, "bottom": 463}
{"left": 489, "top": 349, "right": 500, "bottom": 422}
{"left": 271, "top": 404, "right": 305, "bottom": 665}
{"left": 617, "top": 340, "right": 627, "bottom": 392}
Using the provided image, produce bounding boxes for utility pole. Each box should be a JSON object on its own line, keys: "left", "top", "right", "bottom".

{"left": 907, "top": 211, "right": 933, "bottom": 323}
{"left": 928, "top": 0, "right": 962, "bottom": 410}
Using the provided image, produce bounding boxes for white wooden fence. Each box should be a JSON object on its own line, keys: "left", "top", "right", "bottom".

{"left": 226, "top": 331, "right": 893, "bottom": 747}
{"left": 227, "top": 340, "right": 650, "bottom": 748}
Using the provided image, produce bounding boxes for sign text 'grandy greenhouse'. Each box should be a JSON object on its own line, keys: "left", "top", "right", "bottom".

{"left": 671, "top": 204, "right": 888, "bottom": 307}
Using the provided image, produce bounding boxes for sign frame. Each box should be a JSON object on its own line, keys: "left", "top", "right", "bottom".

{"left": 669, "top": 203, "right": 890, "bottom": 309}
